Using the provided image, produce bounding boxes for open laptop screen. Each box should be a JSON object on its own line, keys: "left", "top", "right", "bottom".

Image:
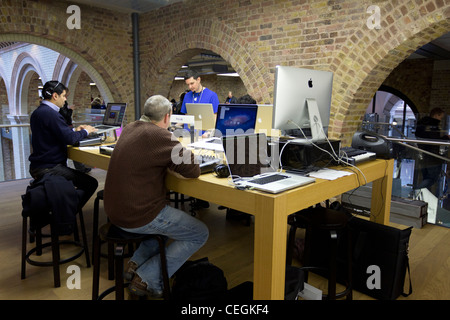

{"left": 103, "top": 103, "right": 127, "bottom": 126}
{"left": 214, "top": 104, "right": 258, "bottom": 137}
{"left": 222, "top": 133, "right": 272, "bottom": 179}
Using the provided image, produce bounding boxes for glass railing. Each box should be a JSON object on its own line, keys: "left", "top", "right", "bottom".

{"left": 352, "top": 119, "right": 450, "bottom": 228}
{"left": 0, "top": 121, "right": 32, "bottom": 182}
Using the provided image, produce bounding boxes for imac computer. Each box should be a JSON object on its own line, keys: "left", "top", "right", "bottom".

{"left": 272, "top": 65, "right": 333, "bottom": 142}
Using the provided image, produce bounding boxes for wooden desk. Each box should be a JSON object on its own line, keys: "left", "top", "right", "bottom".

{"left": 68, "top": 145, "right": 394, "bottom": 300}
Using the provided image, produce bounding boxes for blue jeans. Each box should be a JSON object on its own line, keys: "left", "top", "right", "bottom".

{"left": 120, "top": 205, "right": 209, "bottom": 294}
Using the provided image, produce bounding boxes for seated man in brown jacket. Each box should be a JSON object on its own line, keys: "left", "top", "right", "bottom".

{"left": 104, "top": 95, "right": 209, "bottom": 297}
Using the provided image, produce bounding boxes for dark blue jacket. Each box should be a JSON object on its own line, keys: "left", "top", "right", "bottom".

{"left": 29, "top": 103, "right": 88, "bottom": 169}
{"left": 21, "top": 174, "right": 81, "bottom": 235}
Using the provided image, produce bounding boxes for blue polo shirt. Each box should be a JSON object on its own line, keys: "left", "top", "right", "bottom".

{"left": 180, "top": 88, "right": 220, "bottom": 114}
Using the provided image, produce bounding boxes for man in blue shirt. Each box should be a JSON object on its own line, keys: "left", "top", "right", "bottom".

{"left": 29, "top": 80, "right": 98, "bottom": 208}
{"left": 179, "top": 70, "right": 218, "bottom": 209}
{"left": 180, "top": 69, "right": 220, "bottom": 115}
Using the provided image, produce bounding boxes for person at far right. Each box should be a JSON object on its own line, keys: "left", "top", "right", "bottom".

{"left": 415, "top": 107, "right": 450, "bottom": 196}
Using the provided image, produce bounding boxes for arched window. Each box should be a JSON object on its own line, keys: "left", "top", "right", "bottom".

{"left": 365, "top": 85, "right": 418, "bottom": 137}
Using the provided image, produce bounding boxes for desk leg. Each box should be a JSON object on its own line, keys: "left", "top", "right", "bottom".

{"left": 253, "top": 197, "right": 287, "bottom": 300}
{"left": 370, "top": 159, "right": 394, "bottom": 225}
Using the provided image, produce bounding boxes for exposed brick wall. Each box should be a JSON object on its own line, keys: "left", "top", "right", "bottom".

{"left": 26, "top": 72, "right": 41, "bottom": 114}
{"left": 71, "top": 71, "right": 101, "bottom": 115}
{"left": 0, "top": 78, "right": 8, "bottom": 114}
{"left": 140, "top": 0, "right": 450, "bottom": 145}
{"left": 382, "top": 58, "right": 435, "bottom": 113}
{"left": 430, "top": 60, "right": 450, "bottom": 112}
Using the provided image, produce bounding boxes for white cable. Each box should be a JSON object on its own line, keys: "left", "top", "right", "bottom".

{"left": 285, "top": 119, "right": 368, "bottom": 184}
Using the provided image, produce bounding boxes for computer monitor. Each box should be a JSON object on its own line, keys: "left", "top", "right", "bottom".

{"left": 214, "top": 104, "right": 258, "bottom": 137}
{"left": 272, "top": 65, "right": 333, "bottom": 141}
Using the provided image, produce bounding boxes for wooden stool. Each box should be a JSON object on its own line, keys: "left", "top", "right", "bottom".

{"left": 92, "top": 190, "right": 104, "bottom": 253}
{"left": 92, "top": 190, "right": 140, "bottom": 280}
{"left": 287, "top": 206, "right": 352, "bottom": 300}
{"left": 92, "top": 223, "right": 170, "bottom": 300}
{"left": 21, "top": 208, "right": 91, "bottom": 288}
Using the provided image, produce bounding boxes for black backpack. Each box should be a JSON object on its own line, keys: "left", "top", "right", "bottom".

{"left": 171, "top": 257, "right": 228, "bottom": 301}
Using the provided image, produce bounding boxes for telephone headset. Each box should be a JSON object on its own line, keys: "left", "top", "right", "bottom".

{"left": 44, "top": 81, "right": 62, "bottom": 99}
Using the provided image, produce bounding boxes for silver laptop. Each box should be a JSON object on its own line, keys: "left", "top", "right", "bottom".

{"left": 185, "top": 103, "right": 216, "bottom": 131}
{"left": 255, "top": 104, "right": 273, "bottom": 134}
{"left": 221, "top": 133, "right": 315, "bottom": 194}
{"left": 93, "top": 102, "right": 127, "bottom": 134}
{"left": 188, "top": 104, "right": 259, "bottom": 152}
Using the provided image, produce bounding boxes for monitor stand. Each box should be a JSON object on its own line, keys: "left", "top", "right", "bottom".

{"left": 286, "top": 98, "right": 327, "bottom": 144}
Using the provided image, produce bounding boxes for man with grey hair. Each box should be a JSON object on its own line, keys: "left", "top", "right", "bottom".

{"left": 140, "top": 95, "right": 172, "bottom": 123}
{"left": 104, "top": 95, "right": 209, "bottom": 298}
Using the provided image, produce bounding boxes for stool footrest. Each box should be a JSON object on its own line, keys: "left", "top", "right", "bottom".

{"left": 25, "top": 240, "right": 85, "bottom": 267}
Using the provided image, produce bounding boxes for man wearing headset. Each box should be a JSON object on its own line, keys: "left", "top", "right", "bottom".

{"left": 29, "top": 80, "right": 98, "bottom": 208}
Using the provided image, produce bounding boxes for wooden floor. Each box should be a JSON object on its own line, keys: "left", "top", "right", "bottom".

{"left": 1, "top": 168, "right": 450, "bottom": 300}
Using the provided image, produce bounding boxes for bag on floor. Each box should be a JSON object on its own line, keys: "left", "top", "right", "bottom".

{"left": 308, "top": 216, "right": 412, "bottom": 300}
{"left": 347, "top": 217, "right": 413, "bottom": 300}
{"left": 171, "top": 257, "right": 228, "bottom": 301}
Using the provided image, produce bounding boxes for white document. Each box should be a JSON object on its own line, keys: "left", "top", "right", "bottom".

{"left": 308, "top": 168, "right": 353, "bottom": 180}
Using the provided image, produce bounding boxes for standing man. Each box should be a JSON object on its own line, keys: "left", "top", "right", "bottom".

{"left": 104, "top": 95, "right": 209, "bottom": 298}
{"left": 180, "top": 69, "right": 220, "bottom": 115}
{"left": 29, "top": 80, "right": 98, "bottom": 208}
{"left": 225, "top": 91, "right": 237, "bottom": 104}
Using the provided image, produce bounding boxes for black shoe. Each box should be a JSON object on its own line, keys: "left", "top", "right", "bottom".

{"left": 191, "top": 198, "right": 209, "bottom": 209}
{"left": 196, "top": 199, "right": 209, "bottom": 208}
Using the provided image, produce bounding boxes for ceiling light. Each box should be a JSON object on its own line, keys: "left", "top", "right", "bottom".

{"left": 217, "top": 73, "right": 240, "bottom": 77}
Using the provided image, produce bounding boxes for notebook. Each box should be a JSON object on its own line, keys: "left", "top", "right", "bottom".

{"left": 188, "top": 104, "right": 258, "bottom": 152}
{"left": 185, "top": 103, "right": 216, "bottom": 131}
{"left": 221, "top": 133, "right": 315, "bottom": 194}
{"left": 93, "top": 102, "right": 127, "bottom": 134}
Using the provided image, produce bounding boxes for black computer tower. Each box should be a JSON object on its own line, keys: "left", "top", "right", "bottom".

{"left": 276, "top": 139, "right": 341, "bottom": 172}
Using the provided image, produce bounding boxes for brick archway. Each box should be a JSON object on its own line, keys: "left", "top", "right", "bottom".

{"left": 0, "top": 34, "right": 115, "bottom": 114}
{"left": 143, "top": 18, "right": 272, "bottom": 104}
{"left": 330, "top": 3, "right": 450, "bottom": 145}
